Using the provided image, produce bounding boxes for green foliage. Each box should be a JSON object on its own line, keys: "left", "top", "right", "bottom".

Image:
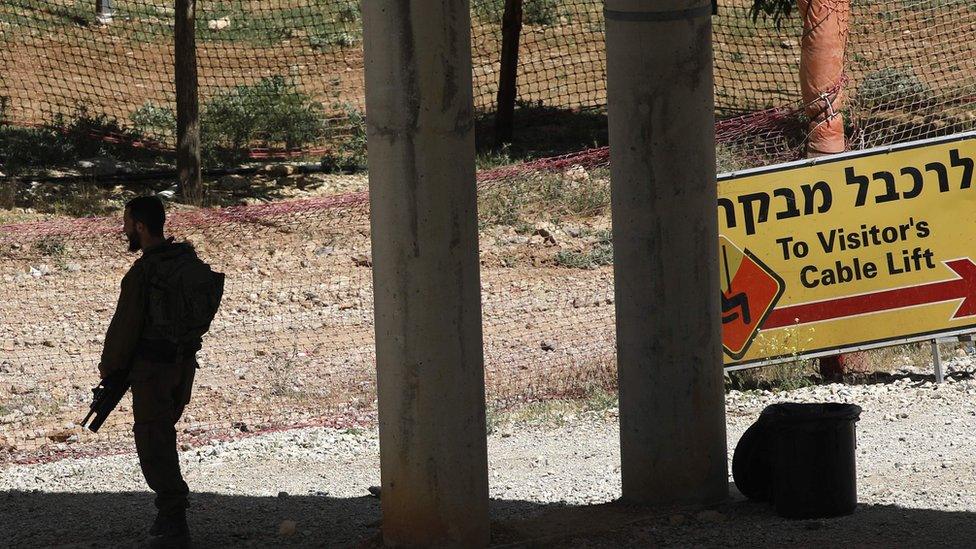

{"left": 472, "top": 0, "right": 504, "bottom": 22}
{"left": 1, "top": 104, "right": 164, "bottom": 174}
{"left": 33, "top": 235, "right": 67, "bottom": 257}
{"left": 51, "top": 104, "right": 129, "bottom": 158}
{"left": 856, "top": 67, "right": 930, "bottom": 109}
{"left": 202, "top": 76, "right": 326, "bottom": 159}
{"left": 129, "top": 102, "right": 176, "bottom": 143}
{"left": 749, "top": 0, "right": 794, "bottom": 28}
{"left": 583, "top": 384, "right": 618, "bottom": 411}
{"left": 726, "top": 361, "right": 817, "bottom": 392}
{"left": 717, "top": 144, "right": 747, "bottom": 173}
{"left": 480, "top": 180, "right": 529, "bottom": 227}
{"left": 539, "top": 171, "right": 611, "bottom": 219}
{"left": 0, "top": 178, "right": 14, "bottom": 210}
{"left": 0, "top": 0, "right": 91, "bottom": 30}
{"left": 476, "top": 143, "right": 515, "bottom": 170}
{"left": 472, "top": 0, "right": 561, "bottom": 25}
{"left": 555, "top": 229, "right": 613, "bottom": 269}
{"left": 321, "top": 103, "right": 367, "bottom": 172}
{"left": 309, "top": 0, "right": 362, "bottom": 49}
{"left": 524, "top": 0, "right": 562, "bottom": 25}
{"left": 899, "top": 0, "right": 970, "bottom": 11}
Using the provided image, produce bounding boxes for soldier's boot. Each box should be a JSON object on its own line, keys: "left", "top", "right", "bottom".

{"left": 148, "top": 512, "right": 190, "bottom": 548}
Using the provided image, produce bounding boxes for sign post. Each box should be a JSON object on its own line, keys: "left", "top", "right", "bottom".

{"left": 720, "top": 132, "right": 976, "bottom": 369}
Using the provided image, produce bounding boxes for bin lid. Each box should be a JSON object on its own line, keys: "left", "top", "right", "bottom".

{"left": 760, "top": 402, "right": 862, "bottom": 423}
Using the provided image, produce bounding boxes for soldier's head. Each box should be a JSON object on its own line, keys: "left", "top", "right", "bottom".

{"left": 124, "top": 196, "right": 166, "bottom": 252}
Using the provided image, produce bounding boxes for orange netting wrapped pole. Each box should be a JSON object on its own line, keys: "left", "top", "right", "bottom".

{"left": 799, "top": 0, "right": 850, "bottom": 157}
{"left": 799, "top": 0, "right": 862, "bottom": 378}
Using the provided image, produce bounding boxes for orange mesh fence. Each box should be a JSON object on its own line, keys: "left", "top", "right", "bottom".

{"left": 4, "top": 0, "right": 976, "bottom": 465}
{"left": 0, "top": 151, "right": 618, "bottom": 464}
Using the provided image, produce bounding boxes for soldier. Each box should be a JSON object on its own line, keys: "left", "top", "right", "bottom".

{"left": 98, "top": 196, "right": 223, "bottom": 546}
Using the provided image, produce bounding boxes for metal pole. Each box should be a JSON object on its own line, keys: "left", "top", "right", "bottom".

{"left": 605, "top": 0, "right": 728, "bottom": 505}
{"left": 96, "top": 0, "right": 113, "bottom": 24}
{"left": 362, "top": 1, "right": 490, "bottom": 546}
{"left": 932, "top": 339, "right": 944, "bottom": 384}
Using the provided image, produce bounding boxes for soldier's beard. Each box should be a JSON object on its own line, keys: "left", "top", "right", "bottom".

{"left": 127, "top": 230, "right": 141, "bottom": 252}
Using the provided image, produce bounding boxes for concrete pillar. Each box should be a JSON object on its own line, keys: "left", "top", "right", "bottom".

{"left": 605, "top": 0, "right": 728, "bottom": 505}
{"left": 362, "top": 2, "right": 490, "bottom": 547}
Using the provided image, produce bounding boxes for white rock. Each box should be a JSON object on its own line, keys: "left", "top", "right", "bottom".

{"left": 208, "top": 17, "right": 231, "bottom": 31}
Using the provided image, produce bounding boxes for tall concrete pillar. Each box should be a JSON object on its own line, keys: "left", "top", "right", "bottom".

{"left": 362, "top": 2, "right": 490, "bottom": 547}
{"left": 605, "top": 0, "right": 728, "bottom": 505}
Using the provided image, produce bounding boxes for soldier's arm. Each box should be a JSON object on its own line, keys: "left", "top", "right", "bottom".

{"left": 98, "top": 262, "right": 147, "bottom": 378}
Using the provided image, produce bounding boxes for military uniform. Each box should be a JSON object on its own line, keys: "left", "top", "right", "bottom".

{"left": 99, "top": 239, "right": 203, "bottom": 518}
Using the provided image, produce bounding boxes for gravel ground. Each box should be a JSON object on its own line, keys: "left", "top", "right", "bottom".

{"left": 4, "top": 358, "right": 976, "bottom": 547}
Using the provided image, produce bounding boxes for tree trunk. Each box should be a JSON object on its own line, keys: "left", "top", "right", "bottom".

{"left": 175, "top": 0, "right": 202, "bottom": 205}
{"left": 494, "top": 0, "right": 523, "bottom": 146}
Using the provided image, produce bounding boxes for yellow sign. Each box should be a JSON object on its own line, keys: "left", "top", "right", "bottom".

{"left": 719, "top": 132, "right": 976, "bottom": 367}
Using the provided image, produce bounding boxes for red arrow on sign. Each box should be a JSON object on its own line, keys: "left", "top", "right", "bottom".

{"left": 764, "top": 258, "right": 976, "bottom": 329}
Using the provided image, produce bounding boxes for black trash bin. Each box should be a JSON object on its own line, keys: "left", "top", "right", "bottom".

{"left": 760, "top": 402, "right": 862, "bottom": 519}
{"left": 731, "top": 420, "right": 771, "bottom": 502}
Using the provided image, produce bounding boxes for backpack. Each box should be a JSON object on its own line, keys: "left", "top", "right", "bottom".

{"left": 145, "top": 249, "right": 225, "bottom": 347}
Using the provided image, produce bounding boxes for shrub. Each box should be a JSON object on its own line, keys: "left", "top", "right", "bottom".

{"left": 479, "top": 181, "right": 529, "bottom": 227}
{"left": 856, "top": 67, "right": 930, "bottom": 110}
{"left": 52, "top": 104, "right": 128, "bottom": 158}
{"left": 749, "top": 0, "right": 794, "bottom": 28}
{"left": 320, "top": 103, "right": 367, "bottom": 172}
{"left": 309, "top": 0, "right": 362, "bottom": 49}
{"left": 524, "top": 0, "right": 561, "bottom": 25}
{"left": 555, "top": 229, "right": 613, "bottom": 269}
{"left": 717, "top": 144, "right": 746, "bottom": 173}
{"left": 472, "top": 0, "right": 504, "bottom": 22}
{"left": 472, "top": 0, "right": 561, "bottom": 25}
{"left": 130, "top": 102, "right": 176, "bottom": 143}
{"left": 539, "top": 170, "right": 611, "bottom": 218}
{"left": 202, "top": 76, "right": 326, "bottom": 157}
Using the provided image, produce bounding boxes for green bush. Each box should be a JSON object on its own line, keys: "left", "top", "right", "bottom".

{"left": 130, "top": 102, "right": 176, "bottom": 143}
{"left": 321, "top": 102, "right": 368, "bottom": 172}
{"left": 51, "top": 104, "right": 129, "bottom": 158}
{"left": 472, "top": 0, "right": 561, "bottom": 25}
{"left": 479, "top": 181, "right": 530, "bottom": 227}
{"left": 539, "top": 171, "right": 611, "bottom": 218}
{"left": 555, "top": 229, "right": 613, "bottom": 269}
{"left": 749, "top": 0, "right": 794, "bottom": 28}
{"left": 202, "top": 76, "right": 326, "bottom": 157}
{"left": 716, "top": 144, "right": 746, "bottom": 173}
{"left": 856, "top": 67, "right": 930, "bottom": 110}
{"left": 309, "top": 0, "right": 362, "bottom": 49}
{"left": 472, "top": 0, "right": 504, "bottom": 22}
{"left": 524, "top": 0, "right": 561, "bottom": 25}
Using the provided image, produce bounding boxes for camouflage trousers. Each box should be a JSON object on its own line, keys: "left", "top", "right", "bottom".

{"left": 130, "top": 356, "right": 197, "bottom": 516}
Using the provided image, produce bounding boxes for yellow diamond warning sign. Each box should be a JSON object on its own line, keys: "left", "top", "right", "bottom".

{"left": 720, "top": 236, "right": 785, "bottom": 359}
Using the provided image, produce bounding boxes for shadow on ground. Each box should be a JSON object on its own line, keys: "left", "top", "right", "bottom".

{"left": 475, "top": 105, "right": 608, "bottom": 163}
{"left": 5, "top": 487, "right": 976, "bottom": 548}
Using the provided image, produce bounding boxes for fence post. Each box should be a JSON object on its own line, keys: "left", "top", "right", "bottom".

{"left": 95, "top": 0, "right": 113, "bottom": 24}
{"left": 175, "top": 0, "right": 202, "bottom": 205}
{"left": 494, "top": 0, "right": 523, "bottom": 146}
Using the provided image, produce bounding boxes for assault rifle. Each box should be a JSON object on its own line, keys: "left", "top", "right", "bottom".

{"left": 80, "top": 370, "right": 131, "bottom": 432}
